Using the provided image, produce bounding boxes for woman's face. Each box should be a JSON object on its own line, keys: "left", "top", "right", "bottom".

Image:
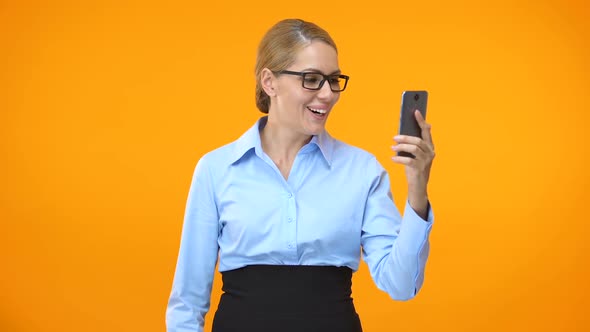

{"left": 271, "top": 40, "right": 341, "bottom": 136}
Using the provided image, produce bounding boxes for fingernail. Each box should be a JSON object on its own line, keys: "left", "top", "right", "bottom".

{"left": 394, "top": 135, "right": 401, "bottom": 141}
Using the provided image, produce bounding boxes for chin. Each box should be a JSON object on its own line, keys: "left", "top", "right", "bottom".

{"left": 301, "top": 110, "right": 330, "bottom": 135}
{"left": 304, "top": 124, "right": 326, "bottom": 136}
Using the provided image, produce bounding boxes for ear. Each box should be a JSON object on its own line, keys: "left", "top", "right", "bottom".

{"left": 260, "top": 68, "right": 277, "bottom": 97}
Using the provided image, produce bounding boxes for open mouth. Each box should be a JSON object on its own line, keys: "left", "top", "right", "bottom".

{"left": 307, "top": 106, "right": 327, "bottom": 116}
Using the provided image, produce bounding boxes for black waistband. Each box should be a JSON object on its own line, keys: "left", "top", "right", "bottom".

{"left": 220, "top": 265, "right": 354, "bottom": 314}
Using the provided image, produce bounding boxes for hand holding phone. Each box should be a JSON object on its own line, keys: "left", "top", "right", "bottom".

{"left": 397, "top": 91, "right": 428, "bottom": 158}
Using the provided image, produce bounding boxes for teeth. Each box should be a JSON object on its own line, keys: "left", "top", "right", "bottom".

{"left": 308, "top": 107, "right": 327, "bottom": 114}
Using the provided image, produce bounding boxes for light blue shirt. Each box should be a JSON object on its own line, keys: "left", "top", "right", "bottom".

{"left": 166, "top": 117, "right": 434, "bottom": 332}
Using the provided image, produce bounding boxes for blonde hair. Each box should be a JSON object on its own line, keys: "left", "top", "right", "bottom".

{"left": 254, "top": 19, "right": 338, "bottom": 113}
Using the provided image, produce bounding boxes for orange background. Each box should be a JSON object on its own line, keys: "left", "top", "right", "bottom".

{"left": 1, "top": 0, "right": 589, "bottom": 331}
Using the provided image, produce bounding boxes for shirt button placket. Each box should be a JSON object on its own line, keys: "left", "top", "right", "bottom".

{"left": 286, "top": 192, "right": 297, "bottom": 255}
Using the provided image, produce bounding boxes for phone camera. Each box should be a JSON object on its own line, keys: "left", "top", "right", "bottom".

{"left": 414, "top": 94, "right": 420, "bottom": 101}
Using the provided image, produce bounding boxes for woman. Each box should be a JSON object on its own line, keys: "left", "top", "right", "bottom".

{"left": 166, "top": 18, "right": 435, "bottom": 332}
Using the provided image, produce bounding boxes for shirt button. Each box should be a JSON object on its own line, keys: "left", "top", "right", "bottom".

{"left": 287, "top": 217, "right": 293, "bottom": 223}
{"left": 287, "top": 243, "right": 294, "bottom": 249}
{"left": 287, "top": 193, "right": 293, "bottom": 198}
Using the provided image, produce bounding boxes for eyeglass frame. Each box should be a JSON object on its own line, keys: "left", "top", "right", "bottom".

{"left": 274, "top": 70, "right": 350, "bottom": 92}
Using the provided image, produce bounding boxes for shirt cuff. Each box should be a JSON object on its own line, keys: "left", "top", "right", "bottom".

{"left": 397, "top": 200, "right": 434, "bottom": 254}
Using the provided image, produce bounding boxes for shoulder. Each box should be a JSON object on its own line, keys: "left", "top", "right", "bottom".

{"left": 191, "top": 117, "right": 265, "bottom": 183}
{"left": 322, "top": 135, "right": 386, "bottom": 185}
{"left": 325, "top": 137, "right": 389, "bottom": 195}
{"left": 193, "top": 139, "right": 241, "bottom": 179}
{"left": 330, "top": 136, "right": 380, "bottom": 168}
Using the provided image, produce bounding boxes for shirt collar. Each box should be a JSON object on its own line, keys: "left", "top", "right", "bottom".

{"left": 309, "top": 129, "right": 334, "bottom": 167}
{"left": 231, "top": 116, "right": 334, "bottom": 167}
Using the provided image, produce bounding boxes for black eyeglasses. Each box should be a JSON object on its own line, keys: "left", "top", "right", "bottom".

{"left": 276, "top": 70, "right": 350, "bottom": 92}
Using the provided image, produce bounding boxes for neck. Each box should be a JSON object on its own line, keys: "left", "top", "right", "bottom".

{"left": 260, "top": 117, "right": 312, "bottom": 162}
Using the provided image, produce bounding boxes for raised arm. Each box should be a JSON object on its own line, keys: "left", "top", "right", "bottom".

{"left": 361, "top": 158, "right": 433, "bottom": 300}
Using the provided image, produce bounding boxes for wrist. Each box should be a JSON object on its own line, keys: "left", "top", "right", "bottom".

{"left": 408, "top": 190, "right": 429, "bottom": 220}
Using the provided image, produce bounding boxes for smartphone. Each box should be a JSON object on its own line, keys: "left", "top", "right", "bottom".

{"left": 398, "top": 90, "right": 428, "bottom": 158}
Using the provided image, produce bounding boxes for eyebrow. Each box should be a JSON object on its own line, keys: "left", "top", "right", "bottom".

{"left": 300, "top": 68, "right": 342, "bottom": 75}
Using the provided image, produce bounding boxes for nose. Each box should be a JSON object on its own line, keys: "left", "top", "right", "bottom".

{"left": 317, "top": 80, "right": 336, "bottom": 100}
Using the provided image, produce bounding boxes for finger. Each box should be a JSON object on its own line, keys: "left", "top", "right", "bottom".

{"left": 393, "top": 134, "right": 422, "bottom": 145}
{"left": 414, "top": 109, "right": 426, "bottom": 126}
{"left": 414, "top": 110, "right": 434, "bottom": 148}
{"left": 393, "top": 135, "right": 431, "bottom": 156}
{"left": 392, "top": 143, "right": 425, "bottom": 156}
{"left": 391, "top": 155, "right": 415, "bottom": 165}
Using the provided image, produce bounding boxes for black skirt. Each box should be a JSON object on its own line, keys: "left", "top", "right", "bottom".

{"left": 212, "top": 265, "right": 363, "bottom": 332}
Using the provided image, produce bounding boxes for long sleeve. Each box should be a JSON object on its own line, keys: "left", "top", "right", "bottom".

{"left": 166, "top": 157, "right": 220, "bottom": 332}
{"left": 360, "top": 157, "right": 433, "bottom": 301}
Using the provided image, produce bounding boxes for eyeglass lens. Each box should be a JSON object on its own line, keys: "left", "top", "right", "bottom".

{"left": 303, "top": 73, "right": 346, "bottom": 91}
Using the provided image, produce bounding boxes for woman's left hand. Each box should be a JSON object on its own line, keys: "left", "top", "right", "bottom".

{"left": 391, "top": 110, "right": 435, "bottom": 219}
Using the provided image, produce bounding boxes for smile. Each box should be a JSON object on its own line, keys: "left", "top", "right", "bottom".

{"left": 307, "top": 106, "right": 327, "bottom": 115}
